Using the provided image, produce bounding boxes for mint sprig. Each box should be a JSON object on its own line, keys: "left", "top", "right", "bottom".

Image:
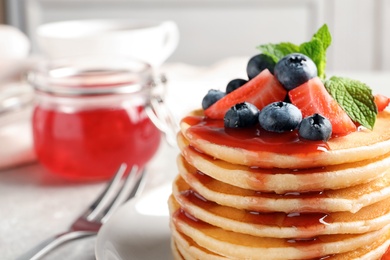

{"left": 312, "top": 23, "right": 332, "bottom": 50}
{"left": 324, "top": 77, "right": 377, "bottom": 130}
{"left": 256, "top": 24, "right": 379, "bottom": 130}
{"left": 257, "top": 24, "right": 331, "bottom": 79}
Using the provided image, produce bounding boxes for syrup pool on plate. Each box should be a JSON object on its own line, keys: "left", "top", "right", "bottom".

{"left": 29, "top": 56, "right": 164, "bottom": 181}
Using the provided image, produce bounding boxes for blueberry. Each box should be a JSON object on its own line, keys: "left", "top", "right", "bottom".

{"left": 274, "top": 53, "right": 317, "bottom": 90}
{"left": 247, "top": 54, "right": 276, "bottom": 79}
{"left": 298, "top": 114, "right": 332, "bottom": 141}
{"left": 226, "top": 78, "right": 247, "bottom": 94}
{"left": 258, "top": 102, "right": 302, "bottom": 133}
{"left": 224, "top": 102, "right": 259, "bottom": 128}
{"left": 202, "top": 89, "right": 225, "bottom": 110}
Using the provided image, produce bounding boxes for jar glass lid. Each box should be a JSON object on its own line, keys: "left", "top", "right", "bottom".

{"left": 28, "top": 55, "right": 154, "bottom": 96}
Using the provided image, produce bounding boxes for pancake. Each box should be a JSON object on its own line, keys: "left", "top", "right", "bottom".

{"left": 171, "top": 107, "right": 390, "bottom": 259}
{"left": 172, "top": 223, "right": 390, "bottom": 260}
{"left": 172, "top": 178, "right": 390, "bottom": 238}
{"left": 169, "top": 195, "right": 390, "bottom": 260}
{"left": 327, "top": 234, "right": 390, "bottom": 260}
{"left": 180, "top": 110, "right": 390, "bottom": 169}
{"left": 172, "top": 222, "right": 390, "bottom": 260}
{"left": 171, "top": 240, "right": 185, "bottom": 260}
{"left": 178, "top": 134, "right": 390, "bottom": 193}
{"left": 170, "top": 198, "right": 226, "bottom": 260}
{"left": 172, "top": 224, "right": 227, "bottom": 260}
{"left": 177, "top": 154, "right": 390, "bottom": 213}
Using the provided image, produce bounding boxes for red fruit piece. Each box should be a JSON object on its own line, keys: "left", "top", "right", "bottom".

{"left": 205, "top": 69, "right": 287, "bottom": 119}
{"left": 374, "top": 94, "right": 389, "bottom": 112}
{"left": 289, "top": 77, "right": 356, "bottom": 136}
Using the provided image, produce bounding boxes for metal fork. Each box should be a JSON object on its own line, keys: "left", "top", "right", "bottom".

{"left": 17, "top": 164, "right": 145, "bottom": 260}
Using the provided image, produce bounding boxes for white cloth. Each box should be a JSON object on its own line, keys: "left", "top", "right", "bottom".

{"left": 0, "top": 25, "right": 36, "bottom": 170}
{"left": 0, "top": 82, "right": 36, "bottom": 170}
{"left": 0, "top": 108, "right": 35, "bottom": 169}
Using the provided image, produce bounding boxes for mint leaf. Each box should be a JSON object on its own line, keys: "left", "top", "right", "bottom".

{"left": 312, "top": 24, "right": 332, "bottom": 51}
{"left": 299, "top": 39, "right": 325, "bottom": 78}
{"left": 309, "top": 24, "right": 331, "bottom": 79}
{"left": 257, "top": 42, "right": 299, "bottom": 63}
{"left": 324, "top": 76, "right": 377, "bottom": 130}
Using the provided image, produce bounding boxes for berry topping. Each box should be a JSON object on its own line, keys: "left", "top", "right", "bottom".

{"left": 289, "top": 77, "right": 356, "bottom": 136}
{"left": 274, "top": 53, "right": 317, "bottom": 91}
{"left": 299, "top": 114, "right": 332, "bottom": 141}
{"left": 205, "top": 69, "right": 287, "bottom": 119}
{"left": 258, "top": 101, "right": 302, "bottom": 133}
{"left": 247, "top": 54, "right": 276, "bottom": 79}
{"left": 200, "top": 25, "right": 384, "bottom": 141}
{"left": 374, "top": 94, "right": 390, "bottom": 112}
{"left": 202, "top": 89, "right": 225, "bottom": 110}
{"left": 224, "top": 102, "right": 259, "bottom": 128}
{"left": 226, "top": 79, "right": 247, "bottom": 94}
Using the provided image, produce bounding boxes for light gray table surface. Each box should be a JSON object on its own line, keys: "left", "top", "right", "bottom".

{"left": 0, "top": 141, "right": 179, "bottom": 260}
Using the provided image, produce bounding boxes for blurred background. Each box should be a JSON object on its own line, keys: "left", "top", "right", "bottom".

{"left": 0, "top": 0, "right": 388, "bottom": 71}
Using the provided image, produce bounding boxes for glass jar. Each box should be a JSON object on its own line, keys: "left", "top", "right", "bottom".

{"left": 28, "top": 56, "right": 170, "bottom": 181}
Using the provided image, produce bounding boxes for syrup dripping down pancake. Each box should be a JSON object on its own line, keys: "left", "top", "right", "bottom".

{"left": 172, "top": 176, "right": 390, "bottom": 238}
{"left": 169, "top": 196, "right": 390, "bottom": 260}
{"left": 176, "top": 155, "right": 390, "bottom": 213}
{"left": 178, "top": 133, "right": 390, "bottom": 194}
{"left": 180, "top": 110, "right": 390, "bottom": 169}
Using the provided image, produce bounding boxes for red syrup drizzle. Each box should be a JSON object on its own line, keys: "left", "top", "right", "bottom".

{"left": 182, "top": 115, "right": 329, "bottom": 155}
{"left": 179, "top": 188, "right": 331, "bottom": 232}
{"left": 194, "top": 170, "right": 327, "bottom": 200}
{"left": 382, "top": 246, "right": 390, "bottom": 260}
{"left": 173, "top": 208, "right": 207, "bottom": 230}
{"left": 173, "top": 203, "right": 330, "bottom": 253}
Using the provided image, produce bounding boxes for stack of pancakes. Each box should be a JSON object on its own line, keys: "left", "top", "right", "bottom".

{"left": 169, "top": 109, "right": 390, "bottom": 259}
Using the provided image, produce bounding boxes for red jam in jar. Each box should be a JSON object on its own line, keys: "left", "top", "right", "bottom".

{"left": 29, "top": 57, "right": 162, "bottom": 181}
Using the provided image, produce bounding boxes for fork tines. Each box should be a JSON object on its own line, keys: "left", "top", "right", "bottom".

{"left": 86, "top": 164, "right": 144, "bottom": 223}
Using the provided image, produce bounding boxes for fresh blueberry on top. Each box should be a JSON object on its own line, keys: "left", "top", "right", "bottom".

{"left": 298, "top": 114, "right": 332, "bottom": 141}
{"left": 226, "top": 79, "right": 247, "bottom": 94}
{"left": 224, "top": 102, "right": 259, "bottom": 128}
{"left": 258, "top": 101, "right": 302, "bottom": 133}
{"left": 274, "top": 53, "right": 317, "bottom": 90}
{"left": 247, "top": 54, "right": 276, "bottom": 79}
{"left": 202, "top": 89, "right": 225, "bottom": 110}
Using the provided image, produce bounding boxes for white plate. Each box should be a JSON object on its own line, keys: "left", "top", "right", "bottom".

{"left": 95, "top": 183, "right": 173, "bottom": 260}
